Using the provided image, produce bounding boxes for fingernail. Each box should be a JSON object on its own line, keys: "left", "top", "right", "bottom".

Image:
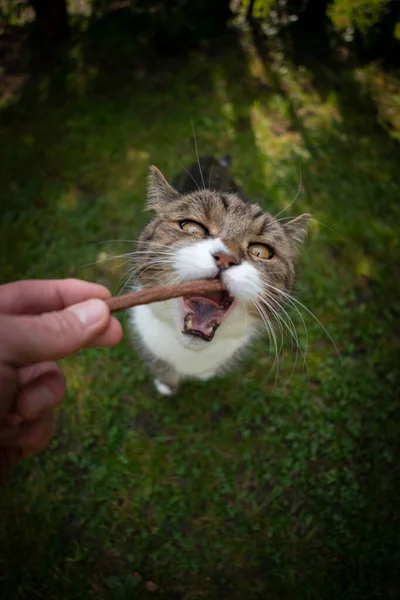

{"left": 37, "top": 384, "right": 54, "bottom": 408}
{"left": 68, "top": 299, "right": 107, "bottom": 327}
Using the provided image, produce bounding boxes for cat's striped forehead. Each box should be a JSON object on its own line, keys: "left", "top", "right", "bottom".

{"left": 163, "top": 189, "right": 283, "bottom": 241}
{"left": 144, "top": 164, "right": 310, "bottom": 265}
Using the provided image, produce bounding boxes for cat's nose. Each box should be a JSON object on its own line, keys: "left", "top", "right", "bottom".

{"left": 212, "top": 252, "right": 241, "bottom": 271}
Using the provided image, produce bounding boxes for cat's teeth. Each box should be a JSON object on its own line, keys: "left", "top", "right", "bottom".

{"left": 186, "top": 318, "right": 193, "bottom": 329}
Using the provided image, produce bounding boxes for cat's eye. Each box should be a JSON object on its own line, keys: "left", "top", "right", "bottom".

{"left": 248, "top": 243, "right": 274, "bottom": 260}
{"left": 179, "top": 220, "right": 208, "bottom": 238}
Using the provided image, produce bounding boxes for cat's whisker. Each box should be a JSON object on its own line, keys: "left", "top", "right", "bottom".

{"left": 122, "top": 243, "right": 177, "bottom": 288}
{"left": 208, "top": 160, "right": 215, "bottom": 190}
{"left": 177, "top": 160, "right": 201, "bottom": 192}
{"left": 277, "top": 306, "right": 306, "bottom": 375}
{"left": 119, "top": 258, "right": 174, "bottom": 296}
{"left": 252, "top": 299, "right": 280, "bottom": 392}
{"left": 136, "top": 240, "right": 176, "bottom": 249}
{"left": 117, "top": 272, "right": 135, "bottom": 296}
{"left": 135, "top": 244, "right": 180, "bottom": 257}
{"left": 191, "top": 119, "right": 206, "bottom": 190}
{"left": 275, "top": 216, "right": 348, "bottom": 243}
{"left": 135, "top": 239, "right": 175, "bottom": 248}
{"left": 79, "top": 252, "right": 137, "bottom": 269}
{"left": 137, "top": 245, "right": 172, "bottom": 254}
{"left": 259, "top": 291, "right": 300, "bottom": 353}
{"left": 131, "top": 252, "right": 177, "bottom": 261}
{"left": 258, "top": 294, "right": 305, "bottom": 383}
{"left": 262, "top": 287, "right": 309, "bottom": 363}
{"left": 258, "top": 296, "right": 286, "bottom": 355}
{"left": 80, "top": 249, "right": 176, "bottom": 278}
{"left": 259, "top": 292, "right": 310, "bottom": 380}
{"left": 263, "top": 283, "right": 340, "bottom": 357}
{"left": 259, "top": 294, "right": 294, "bottom": 358}
{"left": 93, "top": 239, "right": 136, "bottom": 245}
{"left": 308, "top": 218, "right": 348, "bottom": 241}
{"left": 273, "top": 165, "right": 302, "bottom": 219}
{"left": 275, "top": 215, "right": 298, "bottom": 222}
{"left": 128, "top": 259, "right": 173, "bottom": 282}
{"left": 132, "top": 245, "right": 178, "bottom": 256}
{"left": 104, "top": 258, "right": 139, "bottom": 275}
{"left": 282, "top": 299, "right": 309, "bottom": 365}
{"left": 130, "top": 270, "right": 180, "bottom": 292}
{"left": 252, "top": 300, "right": 278, "bottom": 362}
{"left": 164, "top": 273, "right": 181, "bottom": 287}
{"left": 242, "top": 300, "right": 249, "bottom": 331}
{"left": 117, "top": 262, "right": 146, "bottom": 296}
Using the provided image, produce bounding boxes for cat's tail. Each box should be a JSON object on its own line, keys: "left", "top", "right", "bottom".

{"left": 219, "top": 153, "right": 232, "bottom": 169}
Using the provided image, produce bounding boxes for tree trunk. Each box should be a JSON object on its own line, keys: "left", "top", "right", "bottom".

{"left": 246, "top": 0, "right": 256, "bottom": 22}
{"left": 29, "top": 0, "right": 69, "bottom": 41}
{"left": 364, "top": 0, "right": 400, "bottom": 66}
{"left": 285, "top": 0, "right": 332, "bottom": 56}
{"left": 292, "top": 0, "right": 331, "bottom": 34}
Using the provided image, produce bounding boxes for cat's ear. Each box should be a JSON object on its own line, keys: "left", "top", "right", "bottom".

{"left": 147, "top": 165, "right": 178, "bottom": 211}
{"left": 282, "top": 213, "right": 312, "bottom": 249}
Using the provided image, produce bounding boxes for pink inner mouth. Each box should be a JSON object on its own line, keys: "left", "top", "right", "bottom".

{"left": 181, "top": 290, "right": 235, "bottom": 342}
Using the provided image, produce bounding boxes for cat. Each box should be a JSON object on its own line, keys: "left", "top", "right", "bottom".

{"left": 129, "top": 155, "right": 310, "bottom": 395}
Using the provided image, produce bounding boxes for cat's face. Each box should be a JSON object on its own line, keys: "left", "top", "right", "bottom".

{"left": 134, "top": 166, "right": 310, "bottom": 350}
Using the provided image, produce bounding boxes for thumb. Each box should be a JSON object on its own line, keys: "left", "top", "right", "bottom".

{"left": 0, "top": 299, "right": 111, "bottom": 367}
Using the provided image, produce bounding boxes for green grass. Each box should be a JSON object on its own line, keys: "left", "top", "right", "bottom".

{"left": 1, "top": 27, "right": 400, "bottom": 599}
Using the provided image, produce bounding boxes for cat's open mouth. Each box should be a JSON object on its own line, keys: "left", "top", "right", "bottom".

{"left": 181, "top": 290, "right": 234, "bottom": 342}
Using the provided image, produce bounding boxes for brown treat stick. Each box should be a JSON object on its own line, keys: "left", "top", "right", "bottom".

{"left": 105, "top": 279, "right": 225, "bottom": 313}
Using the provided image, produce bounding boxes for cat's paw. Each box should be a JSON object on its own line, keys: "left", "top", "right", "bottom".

{"left": 197, "top": 371, "right": 216, "bottom": 381}
{"left": 154, "top": 379, "right": 175, "bottom": 396}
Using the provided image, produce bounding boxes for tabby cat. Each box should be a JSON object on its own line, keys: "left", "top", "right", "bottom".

{"left": 129, "top": 156, "right": 310, "bottom": 395}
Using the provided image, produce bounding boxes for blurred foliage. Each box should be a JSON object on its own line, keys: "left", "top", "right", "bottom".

{"left": 0, "top": 0, "right": 34, "bottom": 27}
{"left": 328, "top": 0, "right": 400, "bottom": 64}
{"left": 244, "top": 0, "right": 400, "bottom": 64}
{"left": 328, "top": 0, "right": 392, "bottom": 34}
{"left": 1, "top": 0, "right": 399, "bottom": 63}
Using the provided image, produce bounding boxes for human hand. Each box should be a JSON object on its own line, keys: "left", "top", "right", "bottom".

{"left": 0, "top": 279, "right": 123, "bottom": 484}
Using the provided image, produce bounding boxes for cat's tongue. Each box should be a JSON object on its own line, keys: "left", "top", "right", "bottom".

{"left": 182, "top": 292, "right": 233, "bottom": 342}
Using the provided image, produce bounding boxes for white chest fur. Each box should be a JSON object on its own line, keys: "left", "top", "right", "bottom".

{"left": 130, "top": 299, "right": 255, "bottom": 379}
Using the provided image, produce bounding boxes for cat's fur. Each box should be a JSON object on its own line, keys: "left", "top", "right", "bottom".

{"left": 129, "top": 156, "right": 310, "bottom": 395}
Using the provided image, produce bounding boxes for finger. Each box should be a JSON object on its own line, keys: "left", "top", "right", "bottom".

{"left": 0, "top": 279, "right": 111, "bottom": 315}
{"left": 16, "top": 315, "right": 123, "bottom": 360}
{"left": 16, "top": 369, "right": 65, "bottom": 421}
{"left": 19, "top": 361, "right": 62, "bottom": 386}
{"left": 23, "top": 412, "right": 55, "bottom": 459}
{"left": 0, "top": 412, "right": 55, "bottom": 458}
{"left": 1, "top": 362, "right": 62, "bottom": 424}
{"left": 84, "top": 316, "right": 123, "bottom": 348}
{"left": 0, "top": 363, "right": 18, "bottom": 417}
{"left": 0, "top": 298, "right": 114, "bottom": 367}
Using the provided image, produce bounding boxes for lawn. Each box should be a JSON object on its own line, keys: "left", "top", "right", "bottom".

{"left": 1, "top": 23, "right": 400, "bottom": 599}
